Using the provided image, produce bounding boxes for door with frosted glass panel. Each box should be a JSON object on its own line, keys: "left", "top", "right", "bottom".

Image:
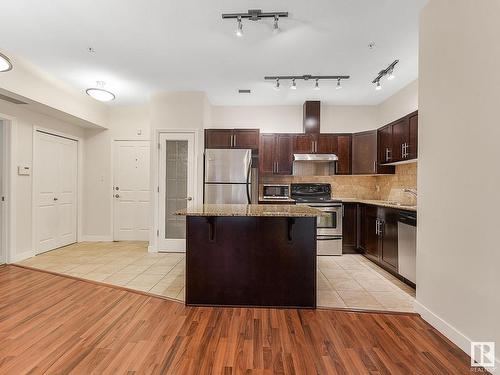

{"left": 158, "top": 133, "right": 196, "bottom": 252}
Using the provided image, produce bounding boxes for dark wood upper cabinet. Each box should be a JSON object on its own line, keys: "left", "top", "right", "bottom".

{"left": 205, "top": 129, "right": 233, "bottom": 148}
{"left": 233, "top": 129, "right": 260, "bottom": 149}
{"left": 352, "top": 131, "right": 394, "bottom": 175}
{"left": 205, "top": 129, "right": 259, "bottom": 150}
{"left": 316, "top": 134, "right": 336, "bottom": 153}
{"left": 408, "top": 111, "right": 418, "bottom": 160}
{"left": 391, "top": 118, "right": 408, "bottom": 161}
{"left": 259, "top": 134, "right": 275, "bottom": 175}
{"left": 335, "top": 135, "right": 352, "bottom": 175}
{"left": 378, "top": 124, "right": 393, "bottom": 164}
{"left": 293, "top": 134, "right": 315, "bottom": 153}
{"left": 259, "top": 134, "right": 293, "bottom": 175}
{"left": 303, "top": 101, "right": 321, "bottom": 134}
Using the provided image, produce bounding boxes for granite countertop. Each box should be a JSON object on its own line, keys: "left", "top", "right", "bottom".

{"left": 175, "top": 204, "right": 325, "bottom": 217}
{"left": 257, "top": 196, "right": 416, "bottom": 212}
{"left": 337, "top": 198, "right": 417, "bottom": 212}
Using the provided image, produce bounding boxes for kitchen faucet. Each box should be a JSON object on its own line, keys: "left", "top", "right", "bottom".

{"left": 403, "top": 188, "right": 418, "bottom": 198}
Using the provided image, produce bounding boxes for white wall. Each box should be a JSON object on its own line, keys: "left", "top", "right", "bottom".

{"left": 417, "top": 0, "right": 500, "bottom": 371}
{"left": 82, "top": 105, "right": 150, "bottom": 240}
{"left": 210, "top": 105, "right": 379, "bottom": 133}
{"left": 0, "top": 100, "right": 85, "bottom": 261}
{"left": 0, "top": 52, "right": 108, "bottom": 128}
{"left": 378, "top": 80, "right": 418, "bottom": 125}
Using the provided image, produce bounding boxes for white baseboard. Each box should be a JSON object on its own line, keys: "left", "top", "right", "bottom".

{"left": 9, "top": 250, "right": 34, "bottom": 263}
{"left": 415, "top": 300, "right": 500, "bottom": 374}
{"left": 148, "top": 245, "right": 157, "bottom": 253}
{"left": 80, "top": 235, "right": 113, "bottom": 242}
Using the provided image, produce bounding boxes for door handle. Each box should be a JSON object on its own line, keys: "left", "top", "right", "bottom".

{"left": 53, "top": 197, "right": 58, "bottom": 201}
{"left": 185, "top": 197, "right": 193, "bottom": 201}
{"left": 115, "top": 194, "right": 120, "bottom": 198}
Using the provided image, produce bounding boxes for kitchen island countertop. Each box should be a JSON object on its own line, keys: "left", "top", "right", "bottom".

{"left": 175, "top": 204, "right": 324, "bottom": 217}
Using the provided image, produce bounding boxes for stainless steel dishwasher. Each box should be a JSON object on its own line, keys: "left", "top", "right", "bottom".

{"left": 397, "top": 211, "right": 417, "bottom": 284}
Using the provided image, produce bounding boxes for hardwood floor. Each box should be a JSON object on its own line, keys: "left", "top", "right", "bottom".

{"left": 0, "top": 265, "right": 476, "bottom": 374}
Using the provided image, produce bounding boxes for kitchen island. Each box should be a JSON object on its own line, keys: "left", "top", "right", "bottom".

{"left": 175, "top": 204, "right": 323, "bottom": 308}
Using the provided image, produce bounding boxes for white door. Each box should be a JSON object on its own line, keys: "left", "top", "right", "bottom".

{"left": 113, "top": 140, "right": 151, "bottom": 241}
{"left": 0, "top": 121, "right": 3, "bottom": 264}
{"left": 34, "top": 131, "right": 78, "bottom": 254}
{"left": 158, "top": 132, "right": 196, "bottom": 252}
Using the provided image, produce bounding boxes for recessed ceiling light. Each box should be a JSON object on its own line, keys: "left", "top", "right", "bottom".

{"left": 86, "top": 81, "right": 115, "bottom": 102}
{"left": 0, "top": 52, "right": 13, "bottom": 72}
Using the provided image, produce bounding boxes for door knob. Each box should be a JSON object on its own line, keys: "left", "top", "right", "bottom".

{"left": 115, "top": 194, "right": 120, "bottom": 198}
{"left": 185, "top": 197, "right": 193, "bottom": 201}
{"left": 53, "top": 197, "right": 58, "bottom": 201}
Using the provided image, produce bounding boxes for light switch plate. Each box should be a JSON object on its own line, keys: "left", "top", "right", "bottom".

{"left": 18, "top": 166, "right": 31, "bottom": 176}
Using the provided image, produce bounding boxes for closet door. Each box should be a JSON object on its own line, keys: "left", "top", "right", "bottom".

{"left": 35, "top": 132, "right": 77, "bottom": 253}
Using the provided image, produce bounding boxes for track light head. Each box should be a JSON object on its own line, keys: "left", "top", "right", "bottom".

{"left": 236, "top": 17, "right": 243, "bottom": 37}
{"left": 274, "top": 78, "right": 280, "bottom": 91}
{"left": 387, "top": 68, "right": 395, "bottom": 80}
{"left": 290, "top": 78, "right": 297, "bottom": 90}
{"left": 336, "top": 78, "right": 342, "bottom": 90}
{"left": 273, "top": 15, "right": 280, "bottom": 33}
{"left": 313, "top": 79, "right": 320, "bottom": 91}
{"left": 375, "top": 80, "right": 382, "bottom": 91}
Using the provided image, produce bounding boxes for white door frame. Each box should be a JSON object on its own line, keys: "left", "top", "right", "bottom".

{"left": 149, "top": 129, "right": 200, "bottom": 253}
{"left": 0, "top": 113, "right": 16, "bottom": 263}
{"left": 32, "top": 127, "right": 83, "bottom": 256}
{"left": 112, "top": 139, "right": 151, "bottom": 241}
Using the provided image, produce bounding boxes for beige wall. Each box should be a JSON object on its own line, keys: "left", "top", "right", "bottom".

{"left": 261, "top": 163, "right": 417, "bottom": 202}
{"left": 378, "top": 80, "right": 418, "bottom": 125}
{"left": 417, "top": 0, "right": 500, "bottom": 368}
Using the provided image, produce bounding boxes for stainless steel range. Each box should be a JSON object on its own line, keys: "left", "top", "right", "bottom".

{"left": 291, "top": 183, "right": 343, "bottom": 256}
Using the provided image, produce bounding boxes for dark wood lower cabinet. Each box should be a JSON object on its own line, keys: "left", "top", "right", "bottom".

{"left": 358, "top": 204, "right": 400, "bottom": 274}
{"left": 186, "top": 216, "right": 316, "bottom": 308}
{"left": 342, "top": 203, "right": 357, "bottom": 254}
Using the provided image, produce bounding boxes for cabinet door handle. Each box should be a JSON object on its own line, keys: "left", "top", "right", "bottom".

{"left": 373, "top": 161, "right": 377, "bottom": 173}
{"left": 233, "top": 134, "right": 237, "bottom": 147}
{"left": 375, "top": 219, "right": 379, "bottom": 235}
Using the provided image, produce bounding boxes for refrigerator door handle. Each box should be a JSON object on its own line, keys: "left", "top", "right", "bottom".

{"left": 246, "top": 158, "right": 252, "bottom": 203}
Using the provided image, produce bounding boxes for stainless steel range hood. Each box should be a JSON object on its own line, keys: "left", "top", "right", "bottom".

{"left": 293, "top": 154, "right": 338, "bottom": 162}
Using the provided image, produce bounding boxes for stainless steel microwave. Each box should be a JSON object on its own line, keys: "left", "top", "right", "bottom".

{"left": 262, "top": 184, "right": 290, "bottom": 199}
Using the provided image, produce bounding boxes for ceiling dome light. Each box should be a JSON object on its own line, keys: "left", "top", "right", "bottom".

{"left": 336, "top": 78, "right": 342, "bottom": 90}
{"left": 0, "top": 52, "right": 13, "bottom": 72}
{"left": 313, "top": 79, "right": 320, "bottom": 91}
{"left": 274, "top": 78, "right": 280, "bottom": 91}
{"left": 86, "top": 81, "right": 115, "bottom": 102}
{"left": 236, "top": 17, "right": 243, "bottom": 37}
{"left": 290, "top": 78, "right": 297, "bottom": 90}
{"left": 375, "top": 80, "right": 382, "bottom": 91}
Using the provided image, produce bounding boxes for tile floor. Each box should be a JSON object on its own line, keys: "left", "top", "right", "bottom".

{"left": 16, "top": 241, "right": 416, "bottom": 312}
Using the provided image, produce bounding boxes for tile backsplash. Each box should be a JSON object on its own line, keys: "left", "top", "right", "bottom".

{"left": 260, "top": 162, "right": 417, "bottom": 204}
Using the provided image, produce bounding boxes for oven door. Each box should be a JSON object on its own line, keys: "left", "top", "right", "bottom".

{"left": 312, "top": 205, "right": 343, "bottom": 236}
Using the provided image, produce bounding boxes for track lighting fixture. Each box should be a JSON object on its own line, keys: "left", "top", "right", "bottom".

{"left": 265, "top": 75, "right": 350, "bottom": 90}
{"left": 236, "top": 16, "right": 243, "bottom": 37}
{"left": 372, "top": 60, "right": 399, "bottom": 88}
{"left": 0, "top": 52, "right": 13, "bottom": 72}
{"left": 274, "top": 78, "right": 280, "bottom": 91}
{"left": 222, "top": 9, "right": 288, "bottom": 36}
{"left": 86, "top": 81, "right": 116, "bottom": 102}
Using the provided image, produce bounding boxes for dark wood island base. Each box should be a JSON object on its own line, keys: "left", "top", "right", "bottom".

{"left": 185, "top": 215, "right": 317, "bottom": 308}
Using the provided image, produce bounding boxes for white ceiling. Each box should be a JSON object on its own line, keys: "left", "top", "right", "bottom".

{"left": 0, "top": 0, "right": 426, "bottom": 106}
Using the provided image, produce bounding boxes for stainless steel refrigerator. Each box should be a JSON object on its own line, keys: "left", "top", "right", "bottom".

{"left": 204, "top": 149, "right": 257, "bottom": 204}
